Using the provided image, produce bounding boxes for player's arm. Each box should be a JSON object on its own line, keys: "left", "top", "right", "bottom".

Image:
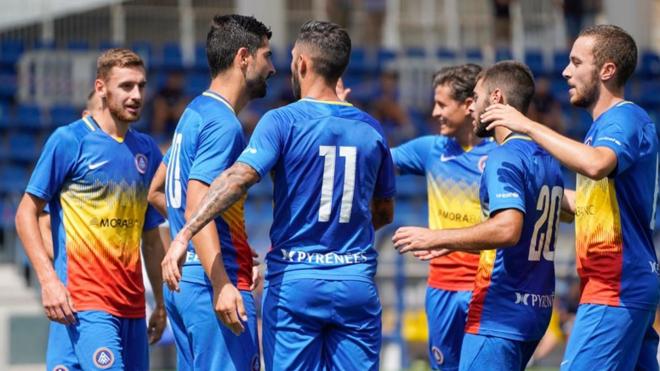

{"left": 147, "top": 162, "right": 168, "bottom": 217}
{"left": 164, "top": 162, "right": 259, "bottom": 281}
{"left": 186, "top": 179, "right": 247, "bottom": 335}
{"left": 560, "top": 189, "right": 575, "bottom": 223}
{"left": 371, "top": 197, "right": 394, "bottom": 231}
{"left": 141, "top": 227, "right": 167, "bottom": 344}
{"left": 393, "top": 208, "right": 523, "bottom": 259}
{"left": 38, "top": 211, "right": 53, "bottom": 260}
{"left": 15, "top": 193, "right": 76, "bottom": 324}
{"left": 482, "top": 104, "right": 617, "bottom": 180}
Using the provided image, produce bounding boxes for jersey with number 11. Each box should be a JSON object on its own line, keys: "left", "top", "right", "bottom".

{"left": 237, "top": 98, "right": 396, "bottom": 284}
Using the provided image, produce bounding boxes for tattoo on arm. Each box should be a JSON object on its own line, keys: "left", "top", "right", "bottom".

{"left": 183, "top": 163, "right": 259, "bottom": 238}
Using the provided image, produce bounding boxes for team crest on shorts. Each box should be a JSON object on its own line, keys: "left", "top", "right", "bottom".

{"left": 92, "top": 347, "right": 115, "bottom": 369}
{"left": 52, "top": 365, "right": 69, "bottom": 371}
{"left": 478, "top": 155, "right": 488, "bottom": 173}
{"left": 431, "top": 346, "right": 444, "bottom": 365}
{"left": 135, "top": 153, "right": 148, "bottom": 174}
{"left": 251, "top": 354, "right": 260, "bottom": 371}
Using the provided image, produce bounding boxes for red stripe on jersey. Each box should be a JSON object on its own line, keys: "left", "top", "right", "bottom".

{"left": 428, "top": 252, "right": 479, "bottom": 291}
{"left": 465, "top": 250, "right": 496, "bottom": 334}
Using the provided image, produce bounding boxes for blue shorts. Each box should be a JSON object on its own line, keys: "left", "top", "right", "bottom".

{"left": 47, "top": 310, "right": 148, "bottom": 371}
{"left": 164, "top": 282, "right": 259, "bottom": 371}
{"left": 425, "top": 287, "right": 472, "bottom": 370}
{"left": 561, "top": 303, "right": 659, "bottom": 371}
{"left": 262, "top": 279, "right": 381, "bottom": 371}
{"left": 459, "top": 333, "right": 538, "bottom": 371}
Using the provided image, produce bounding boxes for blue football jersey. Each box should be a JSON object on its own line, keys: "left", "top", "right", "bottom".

{"left": 466, "top": 135, "right": 564, "bottom": 341}
{"left": 237, "top": 98, "right": 396, "bottom": 283}
{"left": 164, "top": 91, "right": 253, "bottom": 289}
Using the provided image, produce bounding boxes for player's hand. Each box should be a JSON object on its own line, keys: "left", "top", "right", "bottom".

{"left": 213, "top": 282, "right": 247, "bottom": 336}
{"left": 250, "top": 249, "right": 261, "bottom": 291}
{"left": 41, "top": 277, "right": 76, "bottom": 324}
{"left": 481, "top": 104, "right": 534, "bottom": 134}
{"left": 412, "top": 248, "right": 452, "bottom": 261}
{"left": 336, "top": 77, "right": 352, "bottom": 101}
{"left": 162, "top": 236, "right": 188, "bottom": 291}
{"left": 147, "top": 303, "right": 167, "bottom": 344}
{"left": 392, "top": 226, "right": 441, "bottom": 254}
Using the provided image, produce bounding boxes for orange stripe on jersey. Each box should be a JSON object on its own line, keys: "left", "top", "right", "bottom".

{"left": 465, "top": 249, "right": 497, "bottom": 334}
{"left": 575, "top": 174, "right": 623, "bottom": 306}
{"left": 427, "top": 177, "right": 482, "bottom": 290}
{"left": 221, "top": 195, "right": 253, "bottom": 290}
{"left": 60, "top": 180, "right": 147, "bottom": 318}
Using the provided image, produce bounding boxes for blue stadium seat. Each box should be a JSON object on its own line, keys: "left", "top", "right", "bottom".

{"left": 0, "top": 101, "right": 12, "bottom": 129}
{"left": 67, "top": 41, "right": 90, "bottom": 50}
{"left": 347, "top": 47, "right": 369, "bottom": 73}
{"left": 0, "top": 40, "right": 24, "bottom": 68}
{"left": 377, "top": 48, "right": 397, "bottom": 68}
{"left": 160, "top": 42, "right": 183, "bottom": 70}
{"left": 552, "top": 50, "right": 569, "bottom": 75}
{"left": 495, "top": 48, "right": 512, "bottom": 62}
{"left": 194, "top": 43, "right": 208, "bottom": 71}
{"left": 639, "top": 50, "right": 660, "bottom": 77}
{"left": 0, "top": 72, "right": 17, "bottom": 98}
{"left": 50, "top": 105, "right": 80, "bottom": 128}
{"left": 395, "top": 176, "right": 425, "bottom": 199}
{"left": 99, "top": 41, "right": 120, "bottom": 51}
{"left": 185, "top": 71, "right": 209, "bottom": 96}
{"left": 405, "top": 47, "right": 426, "bottom": 58}
{"left": 465, "top": 48, "right": 483, "bottom": 62}
{"left": 0, "top": 165, "right": 29, "bottom": 195}
{"left": 16, "top": 104, "right": 43, "bottom": 130}
{"left": 436, "top": 48, "right": 457, "bottom": 60}
{"left": 8, "top": 133, "right": 38, "bottom": 162}
{"left": 131, "top": 41, "right": 153, "bottom": 66}
{"left": 524, "top": 49, "right": 545, "bottom": 76}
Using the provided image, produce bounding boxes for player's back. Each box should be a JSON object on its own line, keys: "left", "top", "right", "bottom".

{"left": 467, "top": 136, "right": 563, "bottom": 341}
{"left": 239, "top": 98, "right": 395, "bottom": 283}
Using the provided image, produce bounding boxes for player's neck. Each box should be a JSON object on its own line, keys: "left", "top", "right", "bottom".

{"left": 208, "top": 75, "right": 245, "bottom": 113}
{"left": 588, "top": 86, "right": 625, "bottom": 121}
{"left": 493, "top": 126, "right": 513, "bottom": 145}
{"left": 455, "top": 123, "right": 481, "bottom": 148}
{"left": 96, "top": 110, "right": 129, "bottom": 139}
{"left": 301, "top": 76, "right": 341, "bottom": 102}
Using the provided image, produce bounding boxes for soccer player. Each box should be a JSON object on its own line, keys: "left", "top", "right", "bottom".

{"left": 149, "top": 14, "right": 274, "bottom": 371}
{"left": 481, "top": 25, "right": 659, "bottom": 370}
{"left": 15, "top": 48, "right": 166, "bottom": 371}
{"left": 161, "top": 20, "right": 396, "bottom": 371}
{"left": 391, "top": 63, "right": 496, "bottom": 370}
{"left": 394, "top": 61, "right": 564, "bottom": 371}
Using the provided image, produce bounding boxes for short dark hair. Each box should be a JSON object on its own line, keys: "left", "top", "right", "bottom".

{"left": 578, "top": 24, "right": 637, "bottom": 87}
{"left": 432, "top": 63, "right": 482, "bottom": 102}
{"left": 206, "top": 14, "right": 272, "bottom": 78}
{"left": 296, "top": 20, "right": 351, "bottom": 81}
{"left": 479, "top": 61, "right": 535, "bottom": 114}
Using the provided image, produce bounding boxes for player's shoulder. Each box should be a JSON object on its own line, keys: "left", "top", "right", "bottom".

{"left": 127, "top": 128, "right": 161, "bottom": 154}
{"left": 601, "top": 101, "right": 652, "bottom": 126}
{"left": 49, "top": 117, "right": 95, "bottom": 146}
{"left": 190, "top": 93, "right": 240, "bottom": 126}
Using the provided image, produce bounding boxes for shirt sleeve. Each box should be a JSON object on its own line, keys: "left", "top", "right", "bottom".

{"left": 391, "top": 136, "right": 436, "bottom": 175}
{"left": 189, "top": 118, "right": 245, "bottom": 185}
{"left": 162, "top": 147, "right": 171, "bottom": 166}
{"left": 25, "top": 127, "right": 79, "bottom": 202}
{"left": 591, "top": 117, "right": 640, "bottom": 176}
{"left": 236, "top": 110, "right": 284, "bottom": 178}
{"left": 482, "top": 147, "right": 526, "bottom": 215}
{"left": 143, "top": 137, "right": 165, "bottom": 230}
{"left": 374, "top": 138, "right": 397, "bottom": 199}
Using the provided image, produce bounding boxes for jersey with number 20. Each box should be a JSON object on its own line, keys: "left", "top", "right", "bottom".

{"left": 237, "top": 98, "right": 396, "bottom": 284}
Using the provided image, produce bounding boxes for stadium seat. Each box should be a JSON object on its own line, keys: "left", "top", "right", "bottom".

{"left": 377, "top": 48, "right": 397, "bottom": 69}
{"left": 131, "top": 41, "right": 153, "bottom": 67}
{"left": 49, "top": 105, "right": 80, "bottom": 128}
{"left": 639, "top": 50, "right": 660, "bottom": 78}
{"left": 436, "top": 48, "right": 457, "bottom": 60}
{"left": 67, "top": 41, "right": 90, "bottom": 50}
{"left": 0, "top": 101, "right": 12, "bottom": 129}
{"left": 0, "top": 40, "right": 24, "bottom": 69}
{"left": 0, "top": 72, "right": 17, "bottom": 98}
{"left": 0, "top": 165, "right": 29, "bottom": 195}
{"left": 524, "top": 49, "right": 545, "bottom": 76}
{"left": 160, "top": 42, "right": 183, "bottom": 70}
{"left": 552, "top": 50, "right": 569, "bottom": 75}
{"left": 465, "top": 48, "right": 483, "bottom": 62}
{"left": 395, "top": 176, "right": 426, "bottom": 199}
{"left": 99, "top": 40, "right": 120, "bottom": 51}
{"left": 495, "top": 48, "right": 512, "bottom": 62}
{"left": 405, "top": 47, "right": 426, "bottom": 58}
{"left": 184, "top": 71, "right": 209, "bottom": 96}
{"left": 8, "top": 133, "right": 39, "bottom": 162}
{"left": 16, "top": 104, "right": 43, "bottom": 130}
{"left": 193, "top": 43, "right": 208, "bottom": 71}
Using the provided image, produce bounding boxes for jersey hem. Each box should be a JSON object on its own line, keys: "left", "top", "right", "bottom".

{"left": 74, "top": 304, "right": 145, "bottom": 319}
{"left": 465, "top": 327, "right": 543, "bottom": 342}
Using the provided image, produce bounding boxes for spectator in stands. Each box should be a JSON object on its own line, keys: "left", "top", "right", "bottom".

{"left": 150, "top": 70, "right": 190, "bottom": 144}
{"left": 528, "top": 77, "right": 564, "bottom": 134}
{"left": 369, "top": 69, "right": 416, "bottom": 146}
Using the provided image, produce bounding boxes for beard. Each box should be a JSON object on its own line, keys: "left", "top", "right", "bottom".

{"left": 291, "top": 67, "right": 302, "bottom": 101}
{"left": 570, "top": 70, "right": 600, "bottom": 108}
{"left": 246, "top": 74, "right": 268, "bottom": 99}
{"left": 106, "top": 91, "right": 140, "bottom": 123}
{"left": 473, "top": 102, "right": 494, "bottom": 138}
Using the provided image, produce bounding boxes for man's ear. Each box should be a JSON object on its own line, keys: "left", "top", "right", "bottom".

{"left": 491, "top": 88, "right": 504, "bottom": 104}
{"left": 95, "top": 79, "right": 106, "bottom": 99}
{"left": 600, "top": 61, "right": 617, "bottom": 83}
{"left": 298, "top": 54, "right": 308, "bottom": 77}
{"left": 462, "top": 96, "right": 474, "bottom": 114}
{"left": 235, "top": 47, "right": 250, "bottom": 69}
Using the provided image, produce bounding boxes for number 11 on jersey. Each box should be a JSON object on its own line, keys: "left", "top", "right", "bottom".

{"left": 319, "top": 145, "right": 357, "bottom": 223}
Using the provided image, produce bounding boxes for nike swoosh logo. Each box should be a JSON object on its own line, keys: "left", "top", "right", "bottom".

{"left": 440, "top": 154, "right": 457, "bottom": 162}
{"left": 88, "top": 160, "right": 109, "bottom": 170}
